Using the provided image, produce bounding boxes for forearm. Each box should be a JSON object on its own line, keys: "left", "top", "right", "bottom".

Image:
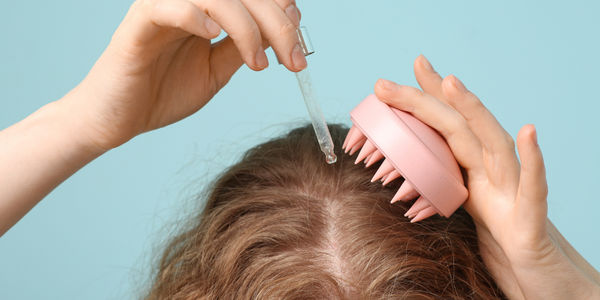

{"left": 512, "top": 250, "right": 600, "bottom": 300}
{"left": 547, "top": 219, "right": 600, "bottom": 286}
{"left": 508, "top": 220, "right": 600, "bottom": 300}
{"left": 0, "top": 93, "right": 105, "bottom": 236}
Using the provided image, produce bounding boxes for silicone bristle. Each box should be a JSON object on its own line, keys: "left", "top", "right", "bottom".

{"left": 382, "top": 170, "right": 401, "bottom": 186}
{"left": 410, "top": 206, "right": 438, "bottom": 223}
{"left": 406, "top": 191, "right": 421, "bottom": 202}
{"left": 363, "top": 153, "right": 374, "bottom": 167}
{"left": 343, "top": 125, "right": 356, "bottom": 150}
{"left": 381, "top": 174, "right": 389, "bottom": 182}
{"left": 345, "top": 127, "right": 366, "bottom": 153}
{"left": 365, "top": 150, "right": 384, "bottom": 167}
{"left": 349, "top": 138, "right": 366, "bottom": 155}
{"left": 355, "top": 139, "right": 377, "bottom": 164}
{"left": 371, "top": 159, "right": 395, "bottom": 182}
{"left": 404, "top": 197, "right": 430, "bottom": 217}
{"left": 391, "top": 182, "right": 418, "bottom": 203}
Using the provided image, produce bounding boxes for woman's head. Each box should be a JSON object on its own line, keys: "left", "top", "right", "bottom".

{"left": 145, "top": 124, "right": 505, "bottom": 299}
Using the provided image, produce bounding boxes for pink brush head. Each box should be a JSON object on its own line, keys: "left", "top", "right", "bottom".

{"left": 343, "top": 95, "right": 468, "bottom": 222}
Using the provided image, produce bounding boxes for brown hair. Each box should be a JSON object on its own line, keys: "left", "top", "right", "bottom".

{"left": 143, "top": 124, "right": 506, "bottom": 299}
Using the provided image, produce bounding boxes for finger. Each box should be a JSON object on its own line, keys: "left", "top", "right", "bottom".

{"left": 203, "top": 1, "right": 302, "bottom": 91}
{"left": 114, "top": 0, "right": 222, "bottom": 59}
{"left": 442, "top": 75, "right": 520, "bottom": 185}
{"left": 515, "top": 125, "right": 548, "bottom": 231}
{"left": 240, "top": 0, "right": 307, "bottom": 72}
{"left": 283, "top": 1, "right": 301, "bottom": 28}
{"left": 414, "top": 55, "right": 449, "bottom": 105}
{"left": 296, "top": 5, "right": 302, "bottom": 21}
{"left": 375, "top": 79, "right": 486, "bottom": 176}
{"left": 210, "top": 36, "right": 246, "bottom": 91}
{"left": 442, "top": 75, "right": 515, "bottom": 157}
{"left": 192, "top": 0, "right": 268, "bottom": 71}
{"left": 123, "top": 0, "right": 141, "bottom": 22}
{"left": 151, "top": 0, "right": 222, "bottom": 39}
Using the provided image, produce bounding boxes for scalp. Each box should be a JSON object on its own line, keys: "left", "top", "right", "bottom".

{"left": 143, "top": 124, "right": 506, "bottom": 300}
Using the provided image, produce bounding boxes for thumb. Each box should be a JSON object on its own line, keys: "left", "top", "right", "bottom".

{"left": 209, "top": 36, "right": 248, "bottom": 92}
{"left": 515, "top": 124, "right": 548, "bottom": 240}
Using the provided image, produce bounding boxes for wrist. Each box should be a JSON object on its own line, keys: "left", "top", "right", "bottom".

{"left": 55, "top": 83, "right": 137, "bottom": 153}
{"left": 45, "top": 91, "right": 111, "bottom": 159}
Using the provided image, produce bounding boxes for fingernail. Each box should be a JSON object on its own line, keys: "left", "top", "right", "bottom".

{"left": 204, "top": 18, "right": 221, "bottom": 36}
{"left": 255, "top": 46, "right": 269, "bottom": 70}
{"left": 452, "top": 75, "right": 469, "bottom": 93}
{"left": 378, "top": 79, "right": 402, "bottom": 92}
{"left": 420, "top": 55, "right": 435, "bottom": 73}
{"left": 285, "top": 4, "right": 300, "bottom": 28}
{"left": 291, "top": 44, "right": 307, "bottom": 70}
{"left": 533, "top": 126, "right": 538, "bottom": 146}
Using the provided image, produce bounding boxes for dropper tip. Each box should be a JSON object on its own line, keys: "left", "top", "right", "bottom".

{"left": 324, "top": 149, "right": 337, "bottom": 164}
{"left": 326, "top": 154, "right": 337, "bottom": 164}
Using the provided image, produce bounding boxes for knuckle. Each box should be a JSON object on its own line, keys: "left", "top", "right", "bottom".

{"left": 457, "top": 118, "right": 471, "bottom": 134}
{"left": 505, "top": 133, "right": 516, "bottom": 149}
{"left": 180, "top": 2, "right": 199, "bottom": 24}
{"left": 277, "top": 0, "right": 298, "bottom": 11}
{"left": 444, "top": 117, "right": 468, "bottom": 140}
{"left": 389, "top": 87, "right": 425, "bottom": 113}
{"left": 472, "top": 98, "right": 487, "bottom": 112}
{"left": 540, "top": 185, "right": 549, "bottom": 199}
{"left": 279, "top": 0, "right": 296, "bottom": 8}
{"left": 542, "top": 185, "right": 549, "bottom": 199}
{"left": 402, "top": 86, "right": 425, "bottom": 100}
{"left": 278, "top": 21, "right": 297, "bottom": 38}
{"left": 138, "top": 0, "right": 157, "bottom": 14}
{"left": 247, "top": 24, "right": 261, "bottom": 43}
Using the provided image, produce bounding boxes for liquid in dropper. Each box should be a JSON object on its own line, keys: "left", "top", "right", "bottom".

{"left": 295, "top": 68, "right": 337, "bottom": 164}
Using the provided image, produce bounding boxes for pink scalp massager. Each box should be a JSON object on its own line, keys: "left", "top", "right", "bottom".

{"left": 343, "top": 94, "right": 468, "bottom": 222}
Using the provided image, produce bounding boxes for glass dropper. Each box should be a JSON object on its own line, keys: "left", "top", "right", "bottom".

{"left": 293, "top": 27, "right": 337, "bottom": 164}
{"left": 295, "top": 69, "right": 337, "bottom": 164}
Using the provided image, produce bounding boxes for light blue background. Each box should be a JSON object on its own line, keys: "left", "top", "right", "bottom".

{"left": 1, "top": 0, "right": 599, "bottom": 299}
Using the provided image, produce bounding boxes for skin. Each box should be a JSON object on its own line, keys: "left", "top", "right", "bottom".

{"left": 375, "top": 55, "right": 600, "bottom": 299}
{"left": 0, "top": 0, "right": 598, "bottom": 298}
{"left": 0, "top": 0, "right": 304, "bottom": 236}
